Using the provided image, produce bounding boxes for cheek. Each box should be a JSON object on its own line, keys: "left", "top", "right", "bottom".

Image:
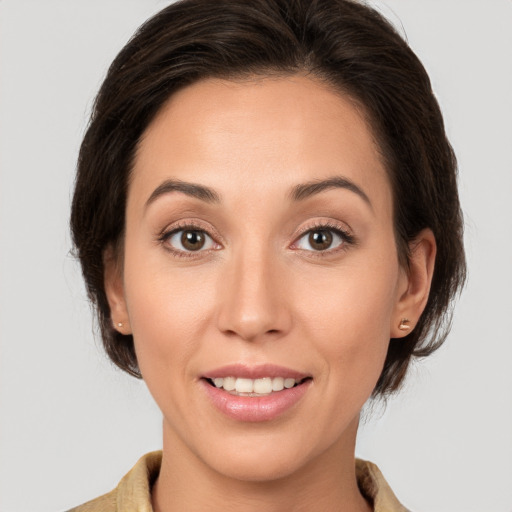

{"left": 122, "top": 245, "right": 217, "bottom": 378}
{"left": 293, "top": 258, "right": 399, "bottom": 389}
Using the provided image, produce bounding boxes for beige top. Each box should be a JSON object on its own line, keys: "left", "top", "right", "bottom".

{"left": 68, "top": 451, "right": 409, "bottom": 512}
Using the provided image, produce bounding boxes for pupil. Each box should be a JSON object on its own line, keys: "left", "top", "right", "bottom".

{"left": 181, "top": 230, "right": 205, "bottom": 251}
{"left": 309, "top": 230, "right": 332, "bottom": 250}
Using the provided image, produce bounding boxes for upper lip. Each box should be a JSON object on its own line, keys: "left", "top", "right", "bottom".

{"left": 202, "top": 364, "right": 311, "bottom": 380}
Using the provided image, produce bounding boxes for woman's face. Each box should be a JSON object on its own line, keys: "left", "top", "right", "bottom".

{"left": 107, "top": 75, "right": 413, "bottom": 481}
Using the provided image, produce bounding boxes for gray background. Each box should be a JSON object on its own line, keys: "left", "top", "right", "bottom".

{"left": 1, "top": 1, "right": 511, "bottom": 511}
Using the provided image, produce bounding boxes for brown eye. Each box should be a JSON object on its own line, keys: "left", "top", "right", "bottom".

{"left": 294, "top": 227, "right": 348, "bottom": 252}
{"left": 181, "top": 230, "right": 206, "bottom": 251}
{"left": 166, "top": 228, "right": 216, "bottom": 253}
{"left": 308, "top": 230, "right": 333, "bottom": 251}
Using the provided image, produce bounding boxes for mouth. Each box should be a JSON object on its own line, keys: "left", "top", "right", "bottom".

{"left": 203, "top": 376, "right": 311, "bottom": 397}
{"left": 200, "top": 364, "right": 312, "bottom": 422}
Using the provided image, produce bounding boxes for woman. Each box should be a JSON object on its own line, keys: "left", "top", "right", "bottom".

{"left": 68, "top": 0, "right": 465, "bottom": 510}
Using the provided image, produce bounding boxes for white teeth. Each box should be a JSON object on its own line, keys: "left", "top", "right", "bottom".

{"left": 272, "top": 377, "right": 284, "bottom": 391}
{"left": 235, "top": 378, "right": 253, "bottom": 393}
{"left": 209, "top": 376, "right": 302, "bottom": 395}
{"left": 223, "top": 376, "right": 236, "bottom": 391}
{"left": 284, "top": 378, "right": 295, "bottom": 389}
{"left": 253, "top": 377, "right": 272, "bottom": 394}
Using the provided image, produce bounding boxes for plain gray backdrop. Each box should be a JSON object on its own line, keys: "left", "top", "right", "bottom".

{"left": 1, "top": 1, "right": 511, "bottom": 511}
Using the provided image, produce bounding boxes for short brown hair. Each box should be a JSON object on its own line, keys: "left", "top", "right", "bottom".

{"left": 71, "top": 0, "right": 466, "bottom": 396}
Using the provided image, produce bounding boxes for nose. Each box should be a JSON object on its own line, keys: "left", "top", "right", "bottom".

{"left": 216, "top": 246, "right": 292, "bottom": 343}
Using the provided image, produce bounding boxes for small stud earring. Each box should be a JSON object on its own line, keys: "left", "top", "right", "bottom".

{"left": 117, "top": 322, "right": 123, "bottom": 328}
{"left": 398, "top": 318, "right": 411, "bottom": 331}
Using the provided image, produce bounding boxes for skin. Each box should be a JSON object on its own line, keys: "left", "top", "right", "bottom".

{"left": 105, "top": 75, "right": 436, "bottom": 512}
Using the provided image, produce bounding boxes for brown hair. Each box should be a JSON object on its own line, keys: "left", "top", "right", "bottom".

{"left": 71, "top": 0, "right": 466, "bottom": 396}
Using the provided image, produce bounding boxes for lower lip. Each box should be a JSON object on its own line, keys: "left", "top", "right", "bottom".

{"left": 201, "top": 379, "right": 311, "bottom": 422}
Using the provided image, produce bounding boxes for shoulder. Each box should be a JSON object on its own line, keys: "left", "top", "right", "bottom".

{"left": 66, "top": 451, "right": 162, "bottom": 512}
{"left": 356, "top": 458, "right": 411, "bottom": 512}
{"left": 66, "top": 490, "right": 117, "bottom": 512}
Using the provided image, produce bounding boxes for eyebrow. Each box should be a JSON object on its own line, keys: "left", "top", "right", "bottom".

{"left": 289, "top": 176, "right": 372, "bottom": 208}
{"left": 145, "top": 179, "right": 221, "bottom": 209}
{"left": 145, "top": 175, "right": 371, "bottom": 210}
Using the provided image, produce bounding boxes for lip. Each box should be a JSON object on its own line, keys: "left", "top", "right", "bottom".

{"left": 200, "top": 364, "right": 312, "bottom": 422}
{"left": 202, "top": 363, "right": 310, "bottom": 380}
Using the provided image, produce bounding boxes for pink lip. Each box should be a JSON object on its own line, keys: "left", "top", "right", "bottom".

{"left": 200, "top": 364, "right": 312, "bottom": 423}
{"left": 202, "top": 363, "right": 310, "bottom": 380}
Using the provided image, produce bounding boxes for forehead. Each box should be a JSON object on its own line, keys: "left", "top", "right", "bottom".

{"left": 131, "top": 75, "right": 391, "bottom": 214}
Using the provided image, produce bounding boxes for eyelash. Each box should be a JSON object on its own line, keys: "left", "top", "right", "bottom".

{"left": 157, "top": 221, "right": 356, "bottom": 259}
{"left": 157, "top": 221, "right": 221, "bottom": 259}
{"left": 292, "top": 222, "right": 356, "bottom": 256}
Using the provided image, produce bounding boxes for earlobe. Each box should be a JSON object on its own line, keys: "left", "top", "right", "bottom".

{"left": 103, "top": 245, "right": 132, "bottom": 335}
{"left": 391, "top": 228, "right": 436, "bottom": 338}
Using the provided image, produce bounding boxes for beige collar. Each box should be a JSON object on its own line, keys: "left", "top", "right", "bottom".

{"left": 69, "top": 451, "right": 409, "bottom": 511}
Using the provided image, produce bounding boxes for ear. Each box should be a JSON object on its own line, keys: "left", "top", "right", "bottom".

{"left": 391, "top": 228, "right": 436, "bottom": 338}
{"left": 103, "top": 245, "right": 132, "bottom": 335}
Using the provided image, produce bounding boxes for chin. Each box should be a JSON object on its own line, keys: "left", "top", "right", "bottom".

{"left": 206, "top": 448, "right": 308, "bottom": 483}
{"left": 191, "top": 424, "right": 336, "bottom": 484}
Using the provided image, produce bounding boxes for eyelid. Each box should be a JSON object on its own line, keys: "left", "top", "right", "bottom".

{"left": 157, "top": 219, "right": 223, "bottom": 257}
{"left": 290, "top": 220, "right": 356, "bottom": 253}
{"left": 158, "top": 218, "right": 223, "bottom": 242}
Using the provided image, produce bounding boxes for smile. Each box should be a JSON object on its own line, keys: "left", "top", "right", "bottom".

{"left": 207, "top": 376, "right": 307, "bottom": 396}
{"left": 201, "top": 365, "right": 312, "bottom": 422}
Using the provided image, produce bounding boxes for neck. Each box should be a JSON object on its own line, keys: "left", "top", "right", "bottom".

{"left": 152, "top": 418, "right": 372, "bottom": 512}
